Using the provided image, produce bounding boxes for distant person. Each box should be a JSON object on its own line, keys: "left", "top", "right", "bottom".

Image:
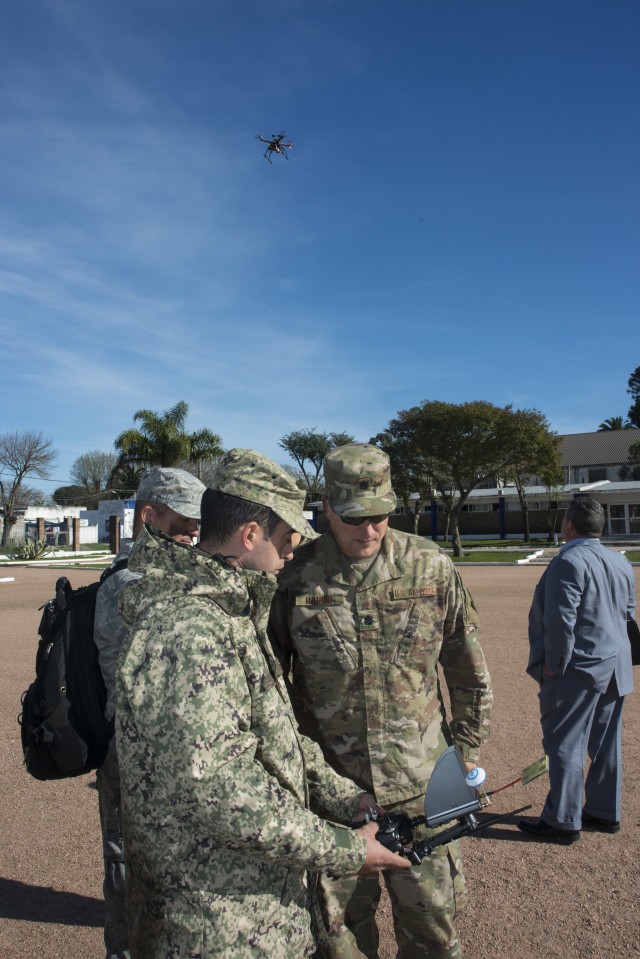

{"left": 94, "top": 466, "right": 206, "bottom": 959}
{"left": 269, "top": 443, "right": 492, "bottom": 959}
{"left": 519, "top": 497, "right": 636, "bottom": 844}
{"left": 115, "top": 449, "right": 409, "bottom": 959}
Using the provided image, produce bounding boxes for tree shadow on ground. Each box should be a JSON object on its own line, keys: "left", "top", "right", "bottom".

{"left": 0, "top": 877, "right": 104, "bottom": 926}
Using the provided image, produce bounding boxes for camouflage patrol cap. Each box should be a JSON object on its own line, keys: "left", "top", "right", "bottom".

{"left": 211, "top": 448, "right": 317, "bottom": 540}
{"left": 323, "top": 443, "right": 397, "bottom": 517}
{"left": 136, "top": 467, "right": 206, "bottom": 520}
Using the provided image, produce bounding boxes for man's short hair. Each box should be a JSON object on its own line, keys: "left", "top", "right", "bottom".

{"left": 565, "top": 497, "right": 605, "bottom": 537}
{"left": 199, "top": 488, "right": 281, "bottom": 549}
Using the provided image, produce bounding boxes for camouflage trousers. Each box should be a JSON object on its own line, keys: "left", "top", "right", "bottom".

{"left": 96, "top": 737, "right": 131, "bottom": 959}
{"left": 316, "top": 797, "right": 466, "bottom": 959}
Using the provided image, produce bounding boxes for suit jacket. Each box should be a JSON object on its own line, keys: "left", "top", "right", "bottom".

{"left": 528, "top": 538, "right": 636, "bottom": 696}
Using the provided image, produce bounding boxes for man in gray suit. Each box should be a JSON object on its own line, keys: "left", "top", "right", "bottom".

{"left": 519, "top": 497, "right": 636, "bottom": 844}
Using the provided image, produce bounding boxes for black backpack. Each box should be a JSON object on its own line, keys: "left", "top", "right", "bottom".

{"left": 19, "top": 559, "right": 128, "bottom": 781}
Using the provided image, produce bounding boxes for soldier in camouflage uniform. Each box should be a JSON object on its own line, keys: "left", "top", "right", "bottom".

{"left": 94, "top": 466, "right": 206, "bottom": 959}
{"left": 268, "top": 443, "right": 493, "bottom": 959}
{"left": 116, "top": 449, "right": 409, "bottom": 959}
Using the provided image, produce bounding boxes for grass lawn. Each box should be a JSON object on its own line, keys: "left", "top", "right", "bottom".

{"left": 451, "top": 551, "right": 537, "bottom": 563}
{"left": 624, "top": 551, "right": 640, "bottom": 563}
{"left": 436, "top": 539, "right": 548, "bottom": 549}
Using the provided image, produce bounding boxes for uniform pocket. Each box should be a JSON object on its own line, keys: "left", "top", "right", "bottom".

{"left": 292, "top": 606, "right": 358, "bottom": 671}
{"left": 387, "top": 596, "right": 441, "bottom": 671}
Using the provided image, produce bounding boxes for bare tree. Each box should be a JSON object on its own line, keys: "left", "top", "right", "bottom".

{"left": 0, "top": 431, "right": 57, "bottom": 545}
{"left": 67, "top": 450, "right": 119, "bottom": 507}
{"left": 71, "top": 450, "right": 118, "bottom": 489}
{"left": 176, "top": 457, "right": 223, "bottom": 488}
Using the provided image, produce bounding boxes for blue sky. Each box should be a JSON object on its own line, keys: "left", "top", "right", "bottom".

{"left": 1, "top": 0, "right": 638, "bottom": 497}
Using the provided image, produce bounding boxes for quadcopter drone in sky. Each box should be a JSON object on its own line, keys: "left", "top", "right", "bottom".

{"left": 257, "top": 132, "right": 293, "bottom": 163}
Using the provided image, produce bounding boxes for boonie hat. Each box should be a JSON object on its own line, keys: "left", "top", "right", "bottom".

{"left": 137, "top": 467, "right": 206, "bottom": 520}
{"left": 323, "top": 443, "right": 397, "bottom": 517}
{"left": 211, "top": 448, "right": 317, "bottom": 540}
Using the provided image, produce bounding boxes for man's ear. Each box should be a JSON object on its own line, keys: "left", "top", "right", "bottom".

{"left": 239, "top": 521, "right": 261, "bottom": 551}
{"left": 140, "top": 504, "right": 155, "bottom": 525}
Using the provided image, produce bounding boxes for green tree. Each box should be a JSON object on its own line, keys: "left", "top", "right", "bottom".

{"left": 376, "top": 401, "right": 520, "bottom": 556}
{"left": 278, "top": 429, "right": 355, "bottom": 503}
{"left": 627, "top": 365, "right": 640, "bottom": 429}
{"left": 114, "top": 402, "right": 224, "bottom": 471}
{"left": 375, "top": 401, "right": 562, "bottom": 555}
{"left": 619, "top": 439, "right": 640, "bottom": 481}
{"left": 370, "top": 428, "right": 434, "bottom": 535}
{"left": 52, "top": 484, "right": 91, "bottom": 507}
{"left": 108, "top": 462, "right": 146, "bottom": 499}
{"left": 598, "top": 416, "right": 632, "bottom": 431}
{"left": 539, "top": 456, "right": 565, "bottom": 543}
{"left": 0, "top": 431, "right": 57, "bottom": 546}
{"left": 499, "top": 409, "right": 562, "bottom": 543}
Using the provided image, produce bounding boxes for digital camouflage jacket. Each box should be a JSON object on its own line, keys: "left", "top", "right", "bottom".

{"left": 94, "top": 540, "right": 136, "bottom": 722}
{"left": 269, "top": 527, "right": 493, "bottom": 807}
{"left": 116, "top": 525, "right": 367, "bottom": 959}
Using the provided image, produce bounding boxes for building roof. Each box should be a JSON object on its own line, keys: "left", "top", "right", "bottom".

{"left": 560, "top": 429, "right": 640, "bottom": 467}
{"left": 464, "top": 480, "right": 640, "bottom": 502}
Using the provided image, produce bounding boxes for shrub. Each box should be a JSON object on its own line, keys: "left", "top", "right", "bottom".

{"left": 10, "top": 539, "right": 55, "bottom": 560}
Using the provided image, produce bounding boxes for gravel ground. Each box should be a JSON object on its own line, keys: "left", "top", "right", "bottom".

{"left": 1, "top": 564, "right": 638, "bottom": 958}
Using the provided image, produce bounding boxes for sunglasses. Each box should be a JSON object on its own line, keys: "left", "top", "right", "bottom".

{"left": 338, "top": 513, "right": 390, "bottom": 527}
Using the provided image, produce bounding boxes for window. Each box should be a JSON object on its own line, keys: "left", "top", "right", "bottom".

{"left": 610, "top": 505, "right": 626, "bottom": 535}
{"left": 588, "top": 468, "right": 607, "bottom": 482}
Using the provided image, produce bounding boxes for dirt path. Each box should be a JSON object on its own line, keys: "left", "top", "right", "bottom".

{"left": 1, "top": 565, "right": 638, "bottom": 958}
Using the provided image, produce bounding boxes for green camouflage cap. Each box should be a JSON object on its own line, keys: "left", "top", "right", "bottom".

{"left": 211, "top": 448, "right": 317, "bottom": 540}
{"left": 137, "top": 467, "right": 206, "bottom": 520}
{"left": 323, "top": 443, "right": 397, "bottom": 517}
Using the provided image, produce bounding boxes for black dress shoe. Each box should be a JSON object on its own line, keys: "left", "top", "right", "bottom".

{"left": 582, "top": 812, "right": 621, "bottom": 834}
{"left": 517, "top": 818, "right": 580, "bottom": 844}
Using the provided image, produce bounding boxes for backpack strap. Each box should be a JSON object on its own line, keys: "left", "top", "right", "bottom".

{"left": 99, "top": 556, "right": 129, "bottom": 585}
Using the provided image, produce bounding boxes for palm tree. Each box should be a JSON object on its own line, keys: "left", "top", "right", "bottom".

{"left": 598, "top": 416, "right": 632, "bottom": 431}
{"left": 108, "top": 462, "right": 147, "bottom": 499}
{"left": 114, "top": 402, "right": 224, "bottom": 471}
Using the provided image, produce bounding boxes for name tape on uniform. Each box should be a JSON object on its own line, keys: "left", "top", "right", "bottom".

{"left": 295, "top": 594, "right": 344, "bottom": 607}
{"left": 390, "top": 587, "right": 435, "bottom": 600}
